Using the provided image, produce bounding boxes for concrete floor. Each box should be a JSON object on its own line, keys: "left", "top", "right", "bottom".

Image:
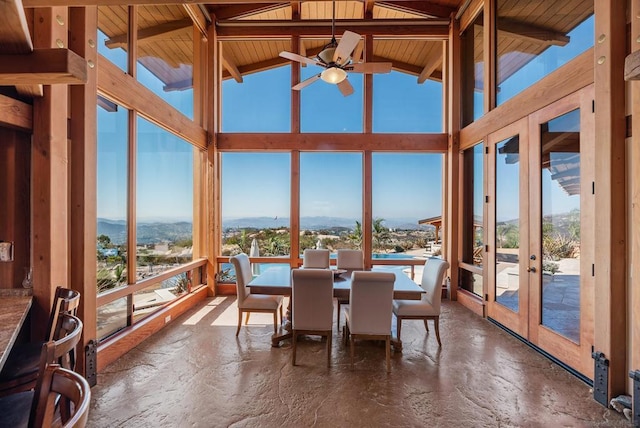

{"left": 88, "top": 297, "right": 631, "bottom": 427}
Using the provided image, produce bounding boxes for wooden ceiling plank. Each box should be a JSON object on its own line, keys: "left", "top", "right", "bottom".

{"left": 222, "top": 52, "right": 243, "bottom": 82}
{"left": 376, "top": 1, "right": 456, "bottom": 19}
{"left": 0, "top": 0, "right": 33, "bottom": 54}
{"left": 0, "top": 48, "right": 87, "bottom": 85}
{"left": 216, "top": 19, "right": 450, "bottom": 39}
{"left": 211, "top": 2, "right": 288, "bottom": 21}
{"left": 417, "top": 42, "right": 443, "bottom": 83}
{"left": 0, "top": 93, "right": 32, "bottom": 131}
{"left": 105, "top": 18, "right": 192, "bottom": 49}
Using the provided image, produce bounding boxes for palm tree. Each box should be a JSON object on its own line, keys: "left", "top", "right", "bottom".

{"left": 348, "top": 221, "right": 363, "bottom": 248}
{"left": 372, "top": 217, "right": 390, "bottom": 251}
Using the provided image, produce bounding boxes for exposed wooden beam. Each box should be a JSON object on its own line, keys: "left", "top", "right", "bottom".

{"left": 216, "top": 132, "right": 448, "bottom": 152}
{"left": 497, "top": 17, "right": 569, "bottom": 47}
{"left": 364, "top": 0, "right": 375, "bottom": 16}
{"left": 0, "top": 0, "right": 33, "bottom": 53}
{"left": 0, "top": 48, "right": 87, "bottom": 85}
{"left": 15, "top": 85, "right": 44, "bottom": 97}
{"left": 24, "top": 0, "right": 450, "bottom": 5}
{"left": 222, "top": 52, "right": 243, "bottom": 83}
{"left": 209, "top": 3, "right": 287, "bottom": 20}
{"left": 183, "top": 4, "right": 209, "bottom": 38}
{"left": 417, "top": 42, "right": 443, "bottom": 84}
{"left": 104, "top": 18, "right": 192, "bottom": 50}
{"left": 290, "top": 1, "right": 299, "bottom": 18}
{"left": 0, "top": 93, "right": 32, "bottom": 131}
{"left": 376, "top": 1, "right": 456, "bottom": 19}
{"left": 215, "top": 19, "right": 450, "bottom": 39}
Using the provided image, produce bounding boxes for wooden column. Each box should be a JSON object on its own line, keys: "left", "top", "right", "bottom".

{"left": 630, "top": 0, "right": 640, "bottom": 395}
{"left": 31, "top": 6, "right": 69, "bottom": 339}
{"left": 363, "top": 34, "right": 373, "bottom": 134}
{"left": 594, "top": 0, "right": 627, "bottom": 399}
{"left": 363, "top": 151, "right": 372, "bottom": 268}
{"left": 447, "top": 17, "right": 461, "bottom": 300}
{"left": 207, "top": 20, "right": 219, "bottom": 292}
{"left": 290, "top": 150, "right": 300, "bottom": 266}
{"left": 483, "top": 0, "right": 496, "bottom": 113}
{"left": 291, "top": 35, "right": 300, "bottom": 134}
{"left": 192, "top": 26, "right": 206, "bottom": 262}
{"left": 68, "top": 6, "right": 97, "bottom": 376}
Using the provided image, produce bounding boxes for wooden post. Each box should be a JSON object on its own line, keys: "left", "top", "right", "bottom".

{"left": 207, "top": 19, "right": 219, "bottom": 293}
{"left": 447, "top": 16, "right": 461, "bottom": 300}
{"left": 68, "top": 6, "right": 97, "bottom": 376}
{"left": 594, "top": 0, "right": 627, "bottom": 399}
{"left": 31, "top": 6, "right": 69, "bottom": 339}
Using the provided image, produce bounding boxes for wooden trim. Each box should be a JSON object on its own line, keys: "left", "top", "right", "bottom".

{"left": 290, "top": 35, "right": 300, "bottom": 133}
{"left": 458, "top": 0, "right": 483, "bottom": 34}
{"left": 363, "top": 151, "right": 372, "bottom": 269}
{"left": 447, "top": 17, "right": 461, "bottom": 300}
{"left": 460, "top": 48, "right": 594, "bottom": 148}
{"left": 593, "top": 0, "right": 627, "bottom": 398}
{"left": 290, "top": 150, "right": 300, "bottom": 267}
{"left": 97, "top": 54, "right": 207, "bottom": 149}
{"left": 183, "top": 4, "right": 208, "bottom": 38}
{"left": 216, "top": 133, "right": 448, "bottom": 151}
{"left": 0, "top": 93, "right": 32, "bottom": 131}
{"left": 68, "top": 6, "right": 98, "bottom": 377}
{"left": 456, "top": 289, "right": 485, "bottom": 317}
{"left": 483, "top": 0, "right": 495, "bottom": 114}
{"left": 364, "top": 35, "right": 373, "bottom": 133}
{"left": 207, "top": 24, "right": 219, "bottom": 294}
{"left": 0, "top": 48, "right": 87, "bottom": 85}
{"left": 97, "top": 258, "right": 208, "bottom": 307}
{"left": 631, "top": 0, "right": 640, "bottom": 393}
{"left": 0, "top": 0, "right": 33, "bottom": 53}
{"left": 97, "top": 286, "right": 208, "bottom": 372}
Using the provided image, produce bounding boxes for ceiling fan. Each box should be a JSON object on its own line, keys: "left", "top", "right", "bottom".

{"left": 279, "top": 0, "right": 392, "bottom": 96}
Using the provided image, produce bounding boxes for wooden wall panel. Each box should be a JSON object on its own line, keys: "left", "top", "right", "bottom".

{"left": 0, "top": 128, "right": 30, "bottom": 289}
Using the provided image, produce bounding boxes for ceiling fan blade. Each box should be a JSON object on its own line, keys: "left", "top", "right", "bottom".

{"left": 351, "top": 40, "right": 364, "bottom": 64}
{"left": 280, "top": 51, "right": 322, "bottom": 67}
{"left": 292, "top": 74, "right": 321, "bottom": 90}
{"left": 350, "top": 62, "right": 393, "bottom": 74}
{"left": 333, "top": 30, "right": 361, "bottom": 65}
{"left": 337, "top": 79, "right": 354, "bottom": 97}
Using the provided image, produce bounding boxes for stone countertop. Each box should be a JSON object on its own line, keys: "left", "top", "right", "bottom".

{"left": 0, "top": 296, "right": 33, "bottom": 371}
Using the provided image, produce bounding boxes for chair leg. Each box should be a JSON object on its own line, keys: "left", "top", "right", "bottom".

{"left": 327, "top": 332, "right": 332, "bottom": 368}
{"left": 245, "top": 312, "right": 250, "bottom": 325}
{"left": 423, "top": 318, "right": 430, "bottom": 332}
{"left": 336, "top": 300, "right": 341, "bottom": 331}
{"left": 434, "top": 317, "right": 442, "bottom": 347}
{"left": 396, "top": 317, "right": 402, "bottom": 341}
{"left": 236, "top": 310, "right": 242, "bottom": 336}
{"left": 292, "top": 331, "right": 297, "bottom": 366}
{"left": 272, "top": 312, "right": 278, "bottom": 334}
{"left": 279, "top": 305, "right": 283, "bottom": 325}
{"left": 350, "top": 335, "right": 355, "bottom": 370}
{"left": 385, "top": 336, "right": 391, "bottom": 373}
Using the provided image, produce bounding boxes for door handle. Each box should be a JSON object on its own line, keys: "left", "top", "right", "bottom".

{"left": 527, "top": 267, "right": 537, "bottom": 273}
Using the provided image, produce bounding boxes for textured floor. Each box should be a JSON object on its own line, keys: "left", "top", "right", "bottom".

{"left": 88, "top": 297, "right": 631, "bottom": 427}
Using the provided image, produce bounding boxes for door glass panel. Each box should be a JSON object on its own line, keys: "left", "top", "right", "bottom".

{"left": 541, "top": 109, "right": 581, "bottom": 343}
{"left": 495, "top": 135, "right": 520, "bottom": 312}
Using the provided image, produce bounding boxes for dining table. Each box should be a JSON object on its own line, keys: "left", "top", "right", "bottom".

{"left": 247, "top": 266, "right": 424, "bottom": 350}
{"left": 0, "top": 295, "right": 33, "bottom": 372}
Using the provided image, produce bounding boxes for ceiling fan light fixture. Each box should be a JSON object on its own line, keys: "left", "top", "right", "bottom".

{"left": 321, "top": 67, "right": 347, "bottom": 84}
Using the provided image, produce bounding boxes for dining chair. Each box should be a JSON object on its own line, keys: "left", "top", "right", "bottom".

{"left": 291, "top": 268, "right": 334, "bottom": 367}
{"left": 392, "top": 258, "right": 450, "bottom": 346}
{"left": 0, "top": 286, "right": 80, "bottom": 396}
{"left": 343, "top": 271, "right": 395, "bottom": 372}
{"left": 302, "top": 249, "right": 330, "bottom": 268}
{"left": 0, "top": 313, "right": 85, "bottom": 428}
{"left": 335, "top": 249, "right": 364, "bottom": 331}
{"left": 230, "top": 253, "right": 284, "bottom": 336}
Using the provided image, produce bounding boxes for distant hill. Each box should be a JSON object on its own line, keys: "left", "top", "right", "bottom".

{"left": 98, "top": 219, "right": 192, "bottom": 245}
{"left": 223, "top": 216, "right": 430, "bottom": 231}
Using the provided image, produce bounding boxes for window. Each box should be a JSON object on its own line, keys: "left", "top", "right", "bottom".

{"left": 222, "top": 64, "right": 291, "bottom": 132}
{"left": 461, "top": 12, "right": 484, "bottom": 126}
{"left": 460, "top": 142, "right": 484, "bottom": 296}
{"left": 496, "top": 1, "right": 594, "bottom": 106}
{"left": 300, "top": 152, "right": 362, "bottom": 253}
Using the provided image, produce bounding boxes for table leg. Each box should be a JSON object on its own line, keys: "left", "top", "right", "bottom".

{"left": 271, "top": 298, "right": 293, "bottom": 347}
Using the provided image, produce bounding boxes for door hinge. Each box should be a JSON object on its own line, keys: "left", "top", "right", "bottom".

{"left": 592, "top": 351, "right": 609, "bottom": 407}
{"left": 484, "top": 244, "right": 489, "bottom": 252}
{"left": 485, "top": 146, "right": 489, "bottom": 154}
{"left": 592, "top": 99, "right": 595, "bottom": 113}
{"left": 485, "top": 293, "right": 489, "bottom": 301}
{"left": 592, "top": 182, "right": 595, "bottom": 195}
{"left": 485, "top": 195, "right": 489, "bottom": 203}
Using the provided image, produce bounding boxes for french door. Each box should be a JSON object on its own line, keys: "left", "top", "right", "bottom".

{"left": 487, "top": 86, "right": 595, "bottom": 378}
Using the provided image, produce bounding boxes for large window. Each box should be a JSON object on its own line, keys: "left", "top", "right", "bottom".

{"left": 96, "top": 99, "right": 128, "bottom": 300}
{"left": 135, "top": 6, "right": 194, "bottom": 118}
{"left": 461, "top": 12, "right": 484, "bottom": 126}
{"left": 371, "top": 153, "right": 443, "bottom": 258}
{"left": 373, "top": 69, "right": 443, "bottom": 133}
{"left": 221, "top": 64, "right": 292, "bottom": 132}
{"left": 221, "top": 153, "right": 292, "bottom": 279}
{"left": 460, "top": 142, "right": 484, "bottom": 296}
{"left": 300, "top": 152, "right": 362, "bottom": 253}
{"left": 496, "top": 1, "right": 594, "bottom": 106}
